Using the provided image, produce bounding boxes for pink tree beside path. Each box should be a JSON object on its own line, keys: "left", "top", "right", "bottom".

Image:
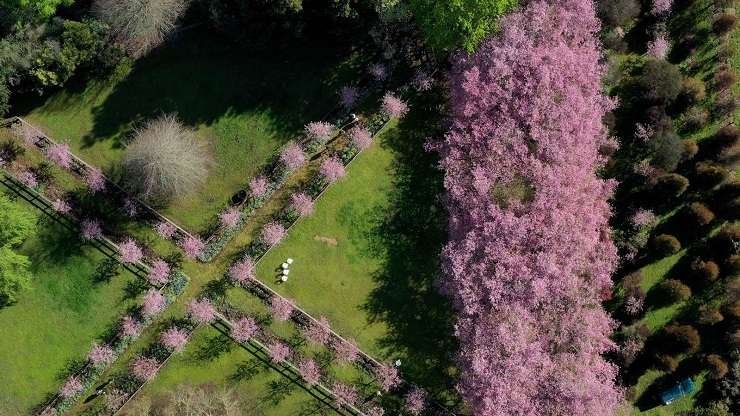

{"left": 131, "top": 356, "right": 160, "bottom": 381}
{"left": 59, "top": 376, "right": 83, "bottom": 398}
{"left": 290, "top": 192, "right": 314, "bottom": 217}
{"left": 404, "top": 387, "right": 427, "bottom": 415}
{"left": 268, "top": 341, "right": 290, "bottom": 363}
{"left": 270, "top": 296, "right": 294, "bottom": 321}
{"left": 231, "top": 316, "right": 258, "bottom": 342}
{"left": 333, "top": 337, "right": 359, "bottom": 364}
{"left": 229, "top": 256, "right": 255, "bottom": 286}
{"left": 84, "top": 167, "right": 105, "bottom": 193}
{"left": 319, "top": 158, "right": 345, "bottom": 183}
{"left": 219, "top": 208, "right": 242, "bottom": 229}
{"left": 17, "top": 170, "right": 37, "bottom": 188}
{"left": 261, "top": 222, "right": 286, "bottom": 246}
{"left": 81, "top": 218, "right": 102, "bottom": 241}
{"left": 155, "top": 221, "right": 176, "bottom": 239}
{"left": 332, "top": 382, "right": 358, "bottom": 408}
{"left": 350, "top": 126, "right": 372, "bottom": 151}
{"left": 339, "top": 85, "right": 359, "bottom": 109}
{"left": 147, "top": 259, "right": 171, "bottom": 286}
{"left": 298, "top": 358, "right": 321, "bottom": 386}
{"left": 305, "top": 121, "right": 335, "bottom": 141}
{"left": 46, "top": 142, "right": 72, "bottom": 169}
{"left": 303, "top": 315, "right": 331, "bottom": 346}
{"left": 381, "top": 93, "right": 409, "bottom": 119}
{"left": 375, "top": 363, "right": 400, "bottom": 392}
{"left": 141, "top": 289, "right": 166, "bottom": 318}
{"left": 438, "top": 1, "right": 621, "bottom": 414}
{"left": 160, "top": 327, "right": 188, "bottom": 352}
{"left": 180, "top": 235, "right": 205, "bottom": 259}
{"left": 52, "top": 198, "right": 72, "bottom": 214}
{"left": 88, "top": 343, "right": 115, "bottom": 366}
{"left": 120, "top": 315, "right": 142, "bottom": 338}
{"left": 249, "top": 176, "right": 269, "bottom": 198}
{"left": 119, "top": 238, "right": 143, "bottom": 264}
{"left": 280, "top": 143, "right": 306, "bottom": 171}
{"left": 188, "top": 298, "right": 216, "bottom": 324}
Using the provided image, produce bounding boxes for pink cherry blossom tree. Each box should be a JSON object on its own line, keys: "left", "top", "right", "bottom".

{"left": 155, "top": 221, "right": 176, "bottom": 239}
{"left": 180, "top": 235, "right": 204, "bottom": 258}
{"left": 229, "top": 256, "right": 255, "bottom": 286}
{"left": 319, "top": 157, "right": 345, "bottom": 183}
{"left": 188, "top": 298, "right": 216, "bottom": 324}
{"left": 413, "top": 70, "right": 434, "bottom": 92}
{"left": 119, "top": 238, "right": 143, "bottom": 264}
{"left": 270, "top": 296, "right": 294, "bottom": 321}
{"left": 122, "top": 198, "right": 138, "bottom": 217}
{"left": 305, "top": 121, "right": 335, "bottom": 142}
{"left": 249, "top": 176, "right": 269, "bottom": 198}
{"left": 131, "top": 356, "right": 159, "bottom": 381}
{"left": 438, "top": 1, "right": 622, "bottom": 414}
{"left": 84, "top": 167, "right": 105, "bottom": 193}
{"left": 268, "top": 341, "right": 290, "bottom": 363}
{"left": 46, "top": 143, "right": 72, "bottom": 169}
{"left": 17, "top": 170, "right": 37, "bottom": 188}
{"left": 160, "top": 327, "right": 188, "bottom": 352}
{"left": 339, "top": 85, "right": 359, "bottom": 109}
{"left": 261, "top": 222, "right": 286, "bottom": 246}
{"left": 375, "top": 363, "right": 400, "bottom": 392}
{"left": 219, "top": 208, "right": 242, "bottom": 229}
{"left": 60, "top": 376, "right": 83, "bottom": 398}
{"left": 369, "top": 63, "right": 388, "bottom": 81}
{"left": 350, "top": 126, "right": 372, "bottom": 151}
{"left": 88, "top": 343, "right": 115, "bottom": 367}
{"left": 303, "top": 316, "right": 331, "bottom": 346}
{"left": 332, "top": 382, "right": 357, "bottom": 408}
{"left": 298, "top": 358, "right": 321, "bottom": 386}
{"left": 146, "top": 258, "right": 171, "bottom": 286}
{"left": 52, "top": 198, "right": 71, "bottom": 214}
{"left": 631, "top": 209, "right": 657, "bottom": 229}
{"left": 290, "top": 192, "right": 314, "bottom": 217}
{"left": 231, "top": 316, "right": 258, "bottom": 342}
{"left": 141, "top": 289, "right": 166, "bottom": 318}
{"left": 652, "top": 0, "right": 672, "bottom": 16}
{"left": 120, "top": 315, "right": 142, "bottom": 338}
{"left": 404, "top": 387, "right": 427, "bottom": 415}
{"left": 647, "top": 33, "right": 669, "bottom": 59}
{"left": 106, "top": 388, "right": 127, "bottom": 411}
{"left": 280, "top": 143, "right": 306, "bottom": 171}
{"left": 81, "top": 218, "right": 102, "bottom": 241}
{"left": 381, "top": 93, "right": 408, "bottom": 119}
{"left": 367, "top": 406, "right": 385, "bottom": 416}
{"left": 333, "top": 338, "right": 359, "bottom": 364}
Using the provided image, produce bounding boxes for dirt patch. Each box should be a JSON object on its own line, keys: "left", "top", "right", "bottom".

{"left": 314, "top": 235, "right": 338, "bottom": 246}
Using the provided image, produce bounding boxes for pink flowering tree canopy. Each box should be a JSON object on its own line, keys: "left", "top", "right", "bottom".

{"left": 270, "top": 295, "right": 294, "bottom": 321}
{"left": 131, "top": 356, "right": 160, "bottom": 381}
{"left": 305, "top": 121, "right": 335, "bottom": 142}
{"left": 268, "top": 341, "right": 290, "bottom": 363}
{"left": 249, "top": 176, "right": 269, "bottom": 198}
{"left": 339, "top": 85, "right": 359, "bottom": 109}
{"left": 369, "top": 63, "right": 387, "bottom": 81}
{"left": 375, "top": 363, "right": 400, "bottom": 392}
{"left": 290, "top": 192, "right": 314, "bottom": 217}
{"left": 46, "top": 142, "right": 72, "bottom": 169}
{"left": 160, "top": 327, "right": 188, "bottom": 352}
{"left": 118, "top": 238, "right": 143, "bottom": 264}
{"left": 141, "top": 289, "right": 166, "bottom": 318}
{"left": 120, "top": 315, "right": 142, "bottom": 338}
{"left": 333, "top": 337, "right": 359, "bottom": 364}
{"left": 17, "top": 170, "right": 38, "bottom": 188}
{"left": 52, "top": 198, "right": 71, "bottom": 214}
{"left": 188, "top": 298, "right": 216, "bottom": 324}
{"left": 88, "top": 343, "right": 115, "bottom": 367}
{"left": 60, "top": 376, "right": 83, "bottom": 399}
{"left": 261, "top": 222, "right": 286, "bottom": 246}
{"left": 298, "top": 358, "right": 321, "bottom": 386}
{"left": 146, "top": 258, "right": 171, "bottom": 286}
{"left": 84, "top": 167, "right": 106, "bottom": 193}
{"left": 81, "top": 218, "right": 102, "bottom": 241}
{"left": 229, "top": 256, "right": 255, "bottom": 286}
{"left": 404, "top": 387, "right": 427, "bottom": 415}
{"left": 303, "top": 315, "right": 331, "bottom": 346}
{"left": 438, "top": 1, "right": 621, "bottom": 414}
{"left": 319, "top": 157, "right": 346, "bottom": 183}
{"left": 180, "top": 235, "right": 205, "bottom": 259}
{"left": 219, "top": 208, "right": 242, "bottom": 229}
{"left": 231, "top": 315, "right": 258, "bottom": 343}
{"left": 155, "top": 221, "right": 176, "bottom": 239}
{"left": 350, "top": 126, "right": 372, "bottom": 151}
{"left": 332, "top": 382, "right": 358, "bottom": 408}
{"left": 280, "top": 143, "right": 306, "bottom": 171}
{"left": 647, "top": 33, "right": 669, "bottom": 59}
{"left": 381, "top": 93, "right": 409, "bottom": 119}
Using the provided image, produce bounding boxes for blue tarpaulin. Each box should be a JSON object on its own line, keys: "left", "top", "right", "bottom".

{"left": 660, "top": 378, "right": 694, "bottom": 405}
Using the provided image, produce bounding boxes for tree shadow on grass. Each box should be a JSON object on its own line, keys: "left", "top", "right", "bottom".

{"left": 188, "top": 333, "right": 234, "bottom": 363}
{"left": 362, "top": 90, "right": 460, "bottom": 406}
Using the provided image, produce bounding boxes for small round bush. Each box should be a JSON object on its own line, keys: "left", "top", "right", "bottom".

{"left": 711, "top": 224, "right": 740, "bottom": 260}
{"left": 658, "top": 354, "right": 679, "bottom": 372}
{"left": 723, "top": 300, "right": 740, "bottom": 320}
{"left": 653, "top": 234, "right": 682, "bottom": 256}
{"left": 657, "top": 279, "right": 692, "bottom": 303}
{"left": 696, "top": 305, "right": 724, "bottom": 325}
{"left": 681, "top": 139, "right": 700, "bottom": 160}
{"left": 682, "top": 108, "right": 709, "bottom": 132}
{"left": 653, "top": 173, "right": 689, "bottom": 198}
{"left": 622, "top": 271, "right": 644, "bottom": 291}
{"left": 710, "top": 125, "right": 739, "bottom": 153}
{"left": 684, "top": 202, "right": 716, "bottom": 227}
{"left": 639, "top": 59, "right": 684, "bottom": 104}
{"left": 706, "top": 354, "right": 729, "bottom": 379}
{"left": 690, "top": 258, "right": 720, "bottom": 283}
{"left": 663, "top": 324, "right": 701, "bottom": 353}
{"left": 725, "top": 254, "right": 739, "bottom": 276}
{"left": 715, "top": 67, "right": 737, "bottom": 91}
{"left": 693, "top": 162, "right": 730, "bottom": 189}
{"left": 650, "top": 129, "right": 684, "bottom": 171}
{"left": 713, "top": 91, "right": 737, "bottom": 118}
{"left": 681, "top": 77, "right": 707, "bottom": 105}
{"left": 713, "top": 13, "right": 738, "bottom": 36}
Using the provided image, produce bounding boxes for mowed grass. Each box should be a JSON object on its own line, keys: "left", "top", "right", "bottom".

{"left": 0, "top": 191, "right": 141, "bottom": 415}
{"left": 119, "top": 325, "right": 332, "bottom": 416}
{"left": 20, "top": 28, "right": 368, "bottom": 232}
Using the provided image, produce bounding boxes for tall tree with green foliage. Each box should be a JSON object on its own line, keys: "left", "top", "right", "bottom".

{"left": 0, "top": 0, "right": 74, "bottom": 29}
{"left": 0, "top": 193, "right": 36, "bottom": 306}
{"left": 408, "top": 0, "right": 517, "bottom": 53}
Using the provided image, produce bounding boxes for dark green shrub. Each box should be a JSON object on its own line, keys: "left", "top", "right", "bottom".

{"left": 685, "top": 202, "right": 716, "bottom": 227}
{"left": 682, "top": 108, "right": 709, "bottom": 132}
{"left": 653, "top": 234, "right": 682, "bottom": 256}
{"left": 713, "top": 91, "right": 737, "bottom": 118}
{"left": 696, "top": 305, "right": 724, "bottom": 325}
{"left": 0, "top": 80, "right": 9, "bottom": 118}
{"left": 681, "top": 77, "right": 707, "bottom": 105}
{"left": 690, "top": 258, "right": 720, "bottom": 283}
{"left": 622, "top": 271, "right": 643, "bottom": 291}
{"left": 596, "top": 0, "right": 640, "bottom": 27}
{"left": 723, "top": 300, "right": 740, "bottom": 320}
{"left": 657, "top": 279, "right": 692, "bottom": 303}
{"left": 650, "top": 128, "right": 683, "bottom": 171}
{"left": 663, "top": 324, "right": 701, "bottom": 353}
{"left": 694, "top": 162, "right": 731, "bottom": 189}
{"left": 711, "top": 224, "right": 740, "bottom": 260}
{"left": 32, "top": 162, "right": 54, "bottom": 185}
{"left": 725, "top": 254, "right": 739, "bottom": 276}
{"left": 713, "top": 13, "right": 738, "bottom": 36}
{"left": 639, "top": 59, "right": 684, "bottom": 105}
{"left": 715, "top": 66, "right": 737, "bottom": 91}
{"left": 653, "top": 173, "right": 689, "bottom": 198}
{"left": 707, "top": 354, "right": 729, "bottom": 379}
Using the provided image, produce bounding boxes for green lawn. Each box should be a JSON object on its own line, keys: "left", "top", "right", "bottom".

{"left": 0, "top": 190, "right": 141, "bottom": 415}
{"left": 19, "top": 28, "right": 368, "bottom": 233}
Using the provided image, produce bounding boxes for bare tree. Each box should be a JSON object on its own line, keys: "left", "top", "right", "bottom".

{"left": 123, "top": 114, "right": 210, "bottom": 204}
{"left": 93, "top": 0, "right": 187, "bottom": 57}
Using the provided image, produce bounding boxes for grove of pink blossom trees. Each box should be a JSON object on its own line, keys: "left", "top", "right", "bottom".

{"left": 437, "top": 0, "right": 621, "bottom": 414}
